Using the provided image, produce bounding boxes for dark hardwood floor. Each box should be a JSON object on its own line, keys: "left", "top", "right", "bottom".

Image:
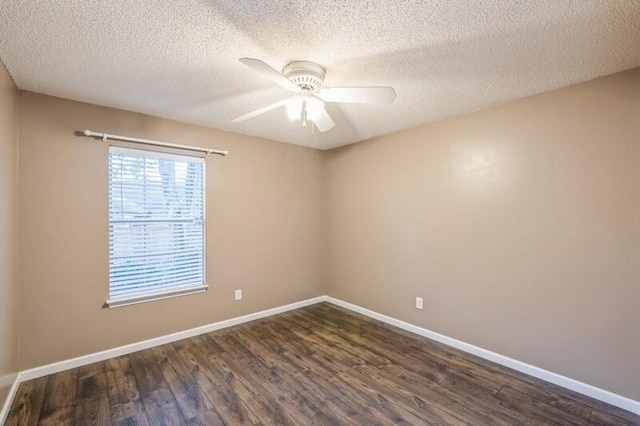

{"left": 6, "top": 302, "right": 640, "bottom": 425}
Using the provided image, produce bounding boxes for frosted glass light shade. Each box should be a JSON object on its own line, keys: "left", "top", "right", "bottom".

{"left": 306, "top": 97, "right": 324, "bottom": 120}
{"left": 286, "top": 97, "right": 303, "bottom": 120}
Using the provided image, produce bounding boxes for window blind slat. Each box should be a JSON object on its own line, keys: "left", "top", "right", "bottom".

{"left": 110, "top": 274, "right": 204, "bottom": 291}
{"left": 110, "top": 273, "right": 203, "bottom": 288}
{"left": 109, "top": 258, "right": 205, "bottom": 276}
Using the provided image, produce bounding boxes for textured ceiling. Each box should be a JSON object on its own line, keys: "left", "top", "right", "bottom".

{"left": 1, "top": 1, "right": 639, "bottom": 150}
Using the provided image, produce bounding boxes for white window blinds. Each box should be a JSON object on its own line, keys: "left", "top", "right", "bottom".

{"left": 108, "top": 146, "right": 206, "bottom": 307}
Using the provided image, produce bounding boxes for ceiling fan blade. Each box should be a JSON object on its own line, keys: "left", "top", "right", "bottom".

{"left": 313, "top": 108, "right": 335, "bottom": 132}
{"left": 231, "top": 98, "right": 290, "bottom": 123}
{"left": 319, "top": 86, "right": 396, "bottom": 104}
{"left": 239, "top": 58, "right": 299, "bottom": 92}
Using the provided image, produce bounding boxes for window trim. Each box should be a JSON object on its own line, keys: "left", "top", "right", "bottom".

{"left": 107, "top": 145, "right": 207, "bottom": 308}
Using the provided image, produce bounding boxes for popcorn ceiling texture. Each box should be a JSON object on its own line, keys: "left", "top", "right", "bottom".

{"left": 0, "top": 1, "right": 639, "bottom": 149}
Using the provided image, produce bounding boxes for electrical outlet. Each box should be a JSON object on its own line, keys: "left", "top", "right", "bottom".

{"left": 235, "top": 289, "right": 242, "bottom": 301}
{"left": 415, "top": 297, "right": 423, "bottom": 310}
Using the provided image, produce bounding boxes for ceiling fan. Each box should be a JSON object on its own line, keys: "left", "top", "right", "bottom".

{"left": 232, "top": 58, "right": 396, "bottom": 132}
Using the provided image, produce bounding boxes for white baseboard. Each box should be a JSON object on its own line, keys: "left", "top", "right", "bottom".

{"left": 5, "top": 294, "right": 639, "bottom": 418}
{"left": 0, "top": 372, "right": 21, "bottom": 425}
{"left": 20, "top": 296, "right": 327, "bottom": 381}
{"left": 326, "top": 296, "right": 640, "bottom": 416}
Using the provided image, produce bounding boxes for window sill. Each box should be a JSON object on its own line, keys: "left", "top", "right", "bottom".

{"left": 105, "top": 284, "right": 209, "bottom": 308}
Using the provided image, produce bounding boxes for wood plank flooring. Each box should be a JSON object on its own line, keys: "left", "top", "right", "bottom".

{"left": 6, "top": 302, "right": 640, "bottom": 425}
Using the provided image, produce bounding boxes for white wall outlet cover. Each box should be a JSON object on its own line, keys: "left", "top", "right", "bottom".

{"left": 416, "top": 297, "right": 423, "bottom": 310}
{"left": 235, "top": 289, "right": 242, "bottom": 301}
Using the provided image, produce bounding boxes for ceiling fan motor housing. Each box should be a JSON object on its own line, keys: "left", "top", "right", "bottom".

{"left": 283, "top": 61, "right": 326, "bottom": 92}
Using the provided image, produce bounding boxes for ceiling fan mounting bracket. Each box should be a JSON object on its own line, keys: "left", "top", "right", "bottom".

{"left": 283, "top": 61, "right": 326, "bottom": 92}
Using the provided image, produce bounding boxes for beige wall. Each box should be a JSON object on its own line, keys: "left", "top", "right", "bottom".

{"left": 0, "top": 61, "right": 18, "bottom": 408}
{"left": 18, "top": 92, "right": 324, "bottom": 369}
{"left": 325, "top": 69, "right": 640, "bottom": 400}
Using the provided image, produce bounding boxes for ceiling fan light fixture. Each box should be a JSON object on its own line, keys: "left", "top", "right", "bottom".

{"left": 286, "top": 97, "right": 303, "bottom": 120}
{"left": 305, "top": 97, "right": 324, "bottom": 121}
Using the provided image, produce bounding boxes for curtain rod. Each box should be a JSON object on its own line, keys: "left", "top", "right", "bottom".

{"left": 81, "top": 129, "right": 228, "bottom": 156}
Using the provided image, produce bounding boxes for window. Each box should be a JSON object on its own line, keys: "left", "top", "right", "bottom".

{"left": 107, "top": 146, "right": 206, "bottom": 307}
